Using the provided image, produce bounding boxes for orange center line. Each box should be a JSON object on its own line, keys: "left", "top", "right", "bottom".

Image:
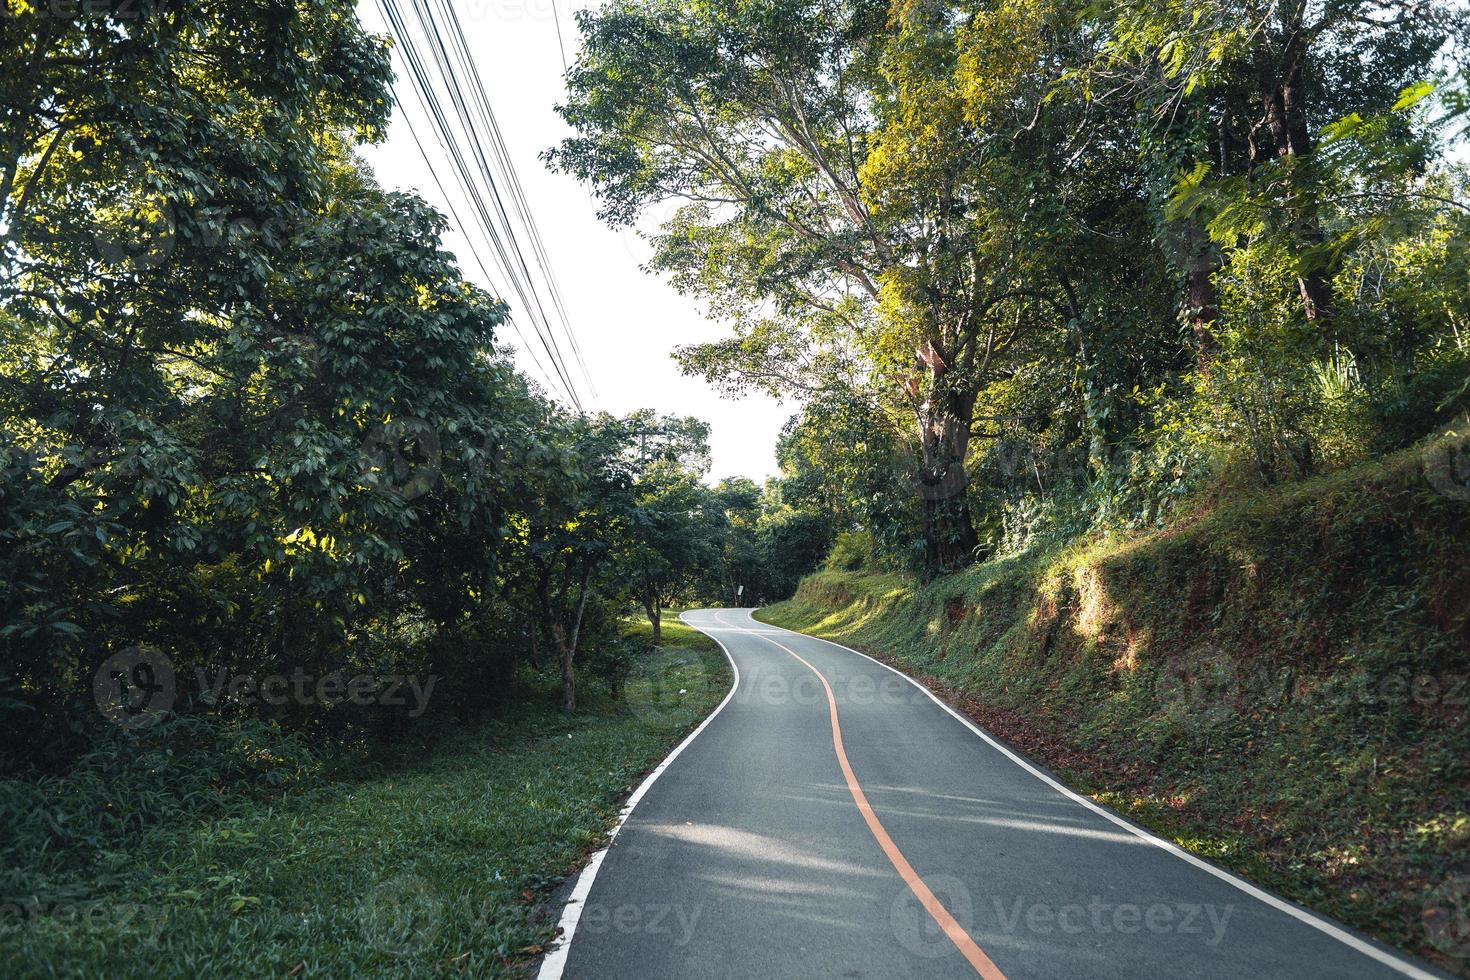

{"left": 721, "top": 615, "right": 1007, "bottom": 979}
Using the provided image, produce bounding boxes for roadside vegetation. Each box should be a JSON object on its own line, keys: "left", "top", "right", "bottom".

{"left": 557, "top": 0, "right": 1470, "bottom": 580}
{"left": 0, "top": 7, "right": 782, "bottom": 973}
{"left": 0, "top": 634, "right": 729, "bottom": 978}
{"left": 0, "top": 5, "right": 816, "bottom": 767}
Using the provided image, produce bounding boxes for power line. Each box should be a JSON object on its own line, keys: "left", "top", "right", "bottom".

{"left": 377, "top": 0, "right": 560, "bottom": 391}
{"left": 382, "top": 0, "right": 580, "bottom": 407}
{"left": 375, "top": 0, "right": 593, "bottom": 410}
{"left": 384, "top": 0, "right": 580, "bottom": 407}
{"left": 414, "top": 0, "right": 574, "bottom": 386}
{"left": 434, "top": 0, "right": 597, "bottom": 398}
{"left": 424, "top": 0, "right": 596, "bottom": 400}
{"left": 397, "top": 81, "right": 563, "bottom": 396}
{"left": 551, "top": 0, "right": 569, "bottom": 75}
{"left": 379, "top": 0, "right": 573, "bottom": 402}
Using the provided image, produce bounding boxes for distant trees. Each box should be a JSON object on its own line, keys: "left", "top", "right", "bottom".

{"left": 702, "top": 476, "right": 836, "bottom": 607}
{"left": 557, "top": 0, "right": 1470, "bottom": 575}
{"left": 625, "top": 464, "right": 722, "bottom": 644}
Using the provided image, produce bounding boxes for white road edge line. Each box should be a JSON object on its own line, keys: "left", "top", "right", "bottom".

{"left": 731, "top": 608, "right": 1444, "bottom": 980}
{"left": 536, "top": 614, "right": 741, "bottom": 980}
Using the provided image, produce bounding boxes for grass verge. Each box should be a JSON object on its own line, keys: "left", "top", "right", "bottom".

{"left": 0, "top": 638, "right": 730, "bottom": 978}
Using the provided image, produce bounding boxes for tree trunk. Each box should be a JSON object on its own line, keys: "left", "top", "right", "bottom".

{"left": 564, "top": 564, "right": 593, "bottom": 713}
{"left": 543, "top": 562, "right": 593, "bottom": 715}
{"left": 1180, "top": 220, "right": 1221, "bottom": 369}
{"left": 915, "top": 390, "right": 979, "bottom": 574}
{"left": 551, "top": 623, "right": 576, "bottom": 715}
{"left": 646, "top": 600, "right": 662, "bottom": 646}
{"left": 1061, "top": 275, "right": 1113, "bottom": 486}
{"left": 1263, "top": 19, "right": 1332, "bottom": 325}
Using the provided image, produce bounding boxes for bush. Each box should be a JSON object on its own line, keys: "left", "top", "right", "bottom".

{"left": 1362, "top": 346, "right": 1470, "bottom": 454}
{"left": 0, "top": 716, "right": 324, "bottom": 892}
{"left": 824, "top": 529, "right": 876, "bottom": 572}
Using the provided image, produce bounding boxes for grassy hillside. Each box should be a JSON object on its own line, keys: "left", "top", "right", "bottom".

{"left": 759, "top": 441, "right": 1470, "bottom": 975}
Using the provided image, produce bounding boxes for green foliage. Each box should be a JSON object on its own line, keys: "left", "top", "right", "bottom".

{"left": 0, "top": 4, "right": 753, "bottom": 763}
{"left": 559, "top": 0, "right": 1470, "bottom": 576}
{"left": 697, "top": 475, "right": 834, "bottom": 605}
{"left": 617, "top": 416, "right": 724, "bottom": 625}
{"left": 824, "top": 529, "right": 876, "bottom": 573}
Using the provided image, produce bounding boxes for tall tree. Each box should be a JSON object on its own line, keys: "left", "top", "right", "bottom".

{"left": 553, "top": 0, "right": 1175, "bottom": 571}
{"left": 552, "top": 0, "right": 1007, "bottom": 570}
{"left": 623, "top": 466, "right": 723, "bottom": 643}
{"left": 1101, "top": 0, "right": 1465, "bottom": 335}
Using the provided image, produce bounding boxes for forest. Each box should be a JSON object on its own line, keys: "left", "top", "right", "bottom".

{"left": 554, "top": 0, "right": 1470, "bottom": 576}
{"left": 3, "top": 0, "right": 1470, "bottom": 976}
{"left": 1, "top": 3, "right": 832, "bottom": 769}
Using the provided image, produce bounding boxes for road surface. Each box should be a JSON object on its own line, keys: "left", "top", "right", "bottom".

{"left": 540, "top": 608, "right": 1445, "bottom": 979}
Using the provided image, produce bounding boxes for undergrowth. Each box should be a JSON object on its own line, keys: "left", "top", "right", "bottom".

{"left": 0, "top": 640, "right": 730, "bottom": 978}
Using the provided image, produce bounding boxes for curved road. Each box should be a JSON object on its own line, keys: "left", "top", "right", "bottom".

{"left": 541, "top": 608, "right": 1445, "bottom": 980}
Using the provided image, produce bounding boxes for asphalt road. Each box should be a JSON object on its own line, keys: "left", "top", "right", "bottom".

{"left": 541, "top": 608, "right": 1445, "bottom": 980}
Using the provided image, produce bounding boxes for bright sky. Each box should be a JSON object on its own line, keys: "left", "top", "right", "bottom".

{"left": 354, "top": 0, "right": 789, "bottom": 483}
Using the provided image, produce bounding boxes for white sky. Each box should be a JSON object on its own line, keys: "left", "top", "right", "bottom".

{"left": 354, "top": 0, "right": 789, "bottom": 482}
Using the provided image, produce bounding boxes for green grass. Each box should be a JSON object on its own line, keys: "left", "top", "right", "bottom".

{"left": 622, "top": 610, "right": 720, "bottom": 653}
{"left": 0, "top": 641, "right": 730, "bottom": 978}
{"left": 758, "top": 444, "right": 1470, "bottom": 977}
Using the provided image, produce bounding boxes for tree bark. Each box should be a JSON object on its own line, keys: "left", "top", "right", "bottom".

{"left": 563, "top": 563, "right": 592, "bottom": 713}
{"left": 645, "top": 599, "right": 662, "bottom": 646}
{"left": 540, "top": 561, "right": 593, "bottom": 715}
{"left": 1263, "top": 15, "right": 1332, "bottom": 325}
{"left": 1180, "top": 220, "right": 1221, "bottom": 370}
{"left": 551, "top": 623, "right": 576, "bottom": 715}
{"left": 915, "top": 386, "right": 979, "bottom": 574}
